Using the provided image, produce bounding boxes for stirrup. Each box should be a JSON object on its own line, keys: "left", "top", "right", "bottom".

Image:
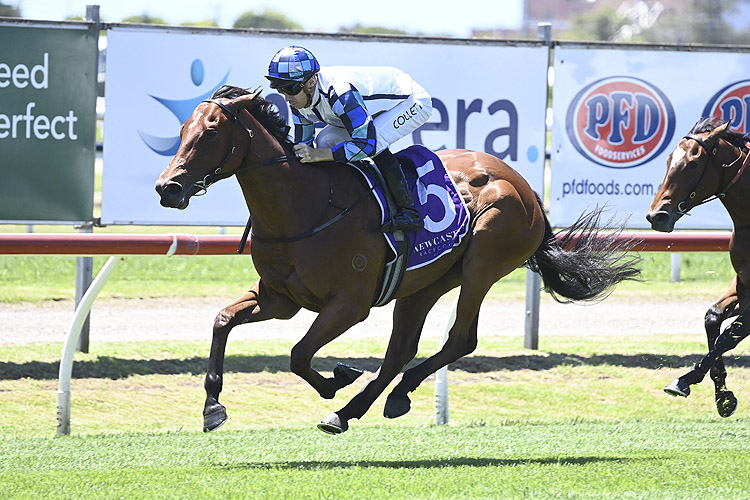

{"left": 381, "top": 211, "right": 422, "bottom": 233}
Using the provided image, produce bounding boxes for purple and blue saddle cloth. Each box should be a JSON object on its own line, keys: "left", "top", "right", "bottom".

{"left": 351, "top": 145, "right": 470, "bottom": 270}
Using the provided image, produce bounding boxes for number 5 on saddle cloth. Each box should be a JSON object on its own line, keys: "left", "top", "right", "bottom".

{"left": 355, "top": 145, "right": 470, "bottom": 306}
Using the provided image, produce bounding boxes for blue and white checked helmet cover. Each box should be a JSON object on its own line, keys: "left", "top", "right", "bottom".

{"left": 267, "top": 46, "right": 320, "bottom": 82}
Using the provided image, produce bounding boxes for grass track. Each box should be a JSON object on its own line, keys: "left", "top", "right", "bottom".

{"left": 1, "top": 422, "right": 749, "bottom": 499}
{"left": 1, "top": 334, "right": 749, "bottom": 499}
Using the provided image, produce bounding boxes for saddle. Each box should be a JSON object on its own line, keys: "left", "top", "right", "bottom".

{"left": 352, "top": 146, "right": 471, "bottom": 306}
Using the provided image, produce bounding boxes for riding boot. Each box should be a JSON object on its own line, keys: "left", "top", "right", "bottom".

{"left": 373, "top": 150, "right": 422, "bottom": 232}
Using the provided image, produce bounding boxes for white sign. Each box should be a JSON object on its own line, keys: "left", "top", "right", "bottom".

{"left": 550, "top": 45, "right": 750, "bottom": 229}
{"left": 102, "top": 27, "right": 549, "bottom": 225}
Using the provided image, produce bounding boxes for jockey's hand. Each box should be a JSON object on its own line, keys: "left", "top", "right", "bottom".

{"left": 293, "top": 143, "right": 333, "bottom": 163}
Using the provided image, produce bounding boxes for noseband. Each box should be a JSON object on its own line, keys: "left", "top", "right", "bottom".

{"left": 676, "top": 134, "right": 749, "bottom": 215}
{"left": 191, "top": 99, "right": 288, "bottom": 196}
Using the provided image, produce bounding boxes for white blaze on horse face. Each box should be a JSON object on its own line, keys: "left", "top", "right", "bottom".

{"left": 187, "top": 110, "right": 206, "bottom": 135}
{"left": 669, "top": 147, "right": 687, "bottom": 170}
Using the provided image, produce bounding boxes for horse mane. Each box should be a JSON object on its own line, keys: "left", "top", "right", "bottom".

{"left": 210, "top": 85, "right": 291, "bottom": 144}
{"left": 689, "top": 117, "right": 749, "bottom": 150}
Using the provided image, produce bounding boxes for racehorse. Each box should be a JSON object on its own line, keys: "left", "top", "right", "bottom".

{"left": 646, "top": 117, "right": 750, "bottom": 417}
{"left": 156, "top": 85, "right": 641, "bottom": 434}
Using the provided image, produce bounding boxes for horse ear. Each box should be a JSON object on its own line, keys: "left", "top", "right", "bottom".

{"left": 707, "top": 121, "right": 730, "bottom": 142}
{"left": 232, "top": 87, "right": 264, "bottom": 109}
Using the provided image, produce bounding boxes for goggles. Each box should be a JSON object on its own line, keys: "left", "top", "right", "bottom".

{"left": 275, "top": 79, "right": 307, "bottom": 95}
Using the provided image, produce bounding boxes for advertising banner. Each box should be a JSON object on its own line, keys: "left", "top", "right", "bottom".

{"left": 550, "top": 44, "right": 750, "bottom": 230}
{"left": 102, "top": 27, "right": 548, "bottom": 225}
{"left": 0, "top": 23, "right": 97, "bottom": 222}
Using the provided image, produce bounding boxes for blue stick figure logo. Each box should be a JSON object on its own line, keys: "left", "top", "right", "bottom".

{"left": 138, "top": 59, "right": 230, "bottom": 156}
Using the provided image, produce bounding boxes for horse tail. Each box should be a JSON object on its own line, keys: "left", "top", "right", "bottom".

{"left": 525, "top": 194, "right": 642, "bottom": 303}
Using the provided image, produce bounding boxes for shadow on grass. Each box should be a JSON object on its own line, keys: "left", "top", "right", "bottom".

{"left": 2, "top": 352, "right": 748, "bottom": 381}
{"left": 218, "top": 455, "right": 642, "bottom": 470}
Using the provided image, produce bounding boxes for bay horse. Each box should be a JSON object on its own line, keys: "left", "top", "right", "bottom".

{"left": 646, "top": 117, "right": 750, "bottom": 417}
{"left": 155, "top": 85, "right": 640, "bottom": 434}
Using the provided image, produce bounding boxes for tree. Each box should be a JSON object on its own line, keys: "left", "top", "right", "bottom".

{"left": 122, "top": 14, "right": 168, "bottom": 25}
{"left": 0, "top": 1, "right": 21, "bottom": 17}
{"left": 636, "top": 0, "right": 746, "bottom": 44}
{"left": 338, "top": 23, "right": 410, "bottom": 36}
{"left": 562, "top": 4, "right": 628, "bottom": 41}
{"left": 180, "top": 20, "right": 220, "bottom": 28}
{"left": 233, "top": 9, "right": 302, "bottom": 30}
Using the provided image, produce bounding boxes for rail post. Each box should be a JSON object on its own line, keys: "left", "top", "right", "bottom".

{"left": 434, "top": 295, "right": 458, "bottom": 425}
{"left": 57, "top": 256, "right": 122, "bottom": 436}
{"left": 74, "top": 224, "right": 94, "bottom": 353}
{"left": 525, "top": 21, "right": 553, "bottom": 351}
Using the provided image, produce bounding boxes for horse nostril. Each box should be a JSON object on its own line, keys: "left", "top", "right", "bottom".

{"left": 162, "top": 182, "right": 183, "bottom": 197}
{"left": 648, "top": 211, "right": 670, "bottom": 229}
{"left": 156, "top": 181, "right": 187, "bottom": 208}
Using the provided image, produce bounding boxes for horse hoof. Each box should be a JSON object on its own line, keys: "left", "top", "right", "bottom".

{"left": 716, "top": 391, "right": 738, "bottom": 418}
{"left": 664, "top": 379, "right": 690, "bottom": 398}
{"left": 203, "top": 404, "right": 228, "bottom": 432}
{"left": 333, "top": 362, "right": 364, "bottom": 386}
{"left": 317, "top": 413, "right": 348, "bottom": 434}
{"left": 383, "top": 395, "right": 411, "bottom": 419}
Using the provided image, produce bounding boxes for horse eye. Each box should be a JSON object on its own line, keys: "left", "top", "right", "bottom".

{"left": 204, "top": 129, "right": 218, "bottom": 139}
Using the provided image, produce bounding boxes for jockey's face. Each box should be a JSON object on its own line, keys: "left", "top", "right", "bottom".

{"left": 279, "top": 75, "right": 316, "bottom": 109}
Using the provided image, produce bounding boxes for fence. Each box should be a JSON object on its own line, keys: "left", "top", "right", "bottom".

{"left": 0, "top": 231, "right": 731, "bottom": 433}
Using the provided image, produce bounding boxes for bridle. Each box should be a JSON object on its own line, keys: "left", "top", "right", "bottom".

{"left": 191, "top": 99, "right": 288, "bottom": 196}
{"left": 190, "top": 98, "right": 374, "bottom": 252}
{"left": 188, "top": 98, "right": 288, "bottom": 254}
{"left": 675, "top": 133, "right": 749, "bottom": 216}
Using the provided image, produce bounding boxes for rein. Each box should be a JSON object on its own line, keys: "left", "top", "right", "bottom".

{"left": 249, "top": 185, "right": 375, "bottom": 244}
{"left": 677, "top": 134, "right": 750, "bottom": 215}
{"left": 198, "top": 98, "right": 375, "bottom": 251}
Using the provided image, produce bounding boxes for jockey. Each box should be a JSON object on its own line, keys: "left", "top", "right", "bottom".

{"left": 265, "top": 45, "right": 433, "bottom": 233}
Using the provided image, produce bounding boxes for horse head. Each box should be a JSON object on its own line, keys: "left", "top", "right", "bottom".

{"left": 155, "top": 87, "right": 263, "bottom": 210}
{"left": 646, "top": 120, "right": 734, "bottom": 232}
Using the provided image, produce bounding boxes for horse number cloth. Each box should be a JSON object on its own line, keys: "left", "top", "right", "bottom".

{"left": 353, "top": 145, "right": 471, "bottom": 270}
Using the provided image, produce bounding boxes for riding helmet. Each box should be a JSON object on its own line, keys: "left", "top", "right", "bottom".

{"left": 266, "top": 46, "right": 320, "bottom": 86}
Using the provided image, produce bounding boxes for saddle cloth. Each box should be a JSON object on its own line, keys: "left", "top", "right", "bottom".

{"left": 351, "top": 145, "right": 470, "bottom": 270}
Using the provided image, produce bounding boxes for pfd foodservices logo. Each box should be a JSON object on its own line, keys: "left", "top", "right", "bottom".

{"left": 702, "top": 79, "right": 750, "bottom": 135}
{"left": 566, "top": 76, "right": 675, "bottom": 169}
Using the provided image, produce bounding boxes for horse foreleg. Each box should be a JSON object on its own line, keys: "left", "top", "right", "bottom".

{"left": 204, "top": 282, "right": 300, "bottom": 432}
{"left": 384, "top": 308, "right": 479, "bottom": 420}
{"left": 702, "top": 278, "right": 743, "bottom": 417}
{"left": 289, "top": 295, "right": 370, "bottom": 401}
{"left": 666, "top": 308, "right": 749, "bottom": 417}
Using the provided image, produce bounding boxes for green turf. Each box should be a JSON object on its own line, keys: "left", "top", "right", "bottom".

{"left": 0, "top": 421, "right": 748, "bottom": 500}
{"left": 1, "top": 332, "right": 749, "bottom": 499}
{"left": 0, "top": 250, "right": 737, "bottom": 302}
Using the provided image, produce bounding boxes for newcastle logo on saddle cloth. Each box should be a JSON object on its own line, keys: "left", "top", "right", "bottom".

{"left": 352, "top": 145, "right": 471, "bottom": 271}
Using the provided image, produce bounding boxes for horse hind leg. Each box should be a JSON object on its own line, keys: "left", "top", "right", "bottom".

{"left": 384, "top": 306, "right": 480, "bottom": 419}
{"left": 382, "top": 213, "right": 537, "bottom": 419}
{"left": 383, "top": 263, "right": 498, "bottom": 419}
